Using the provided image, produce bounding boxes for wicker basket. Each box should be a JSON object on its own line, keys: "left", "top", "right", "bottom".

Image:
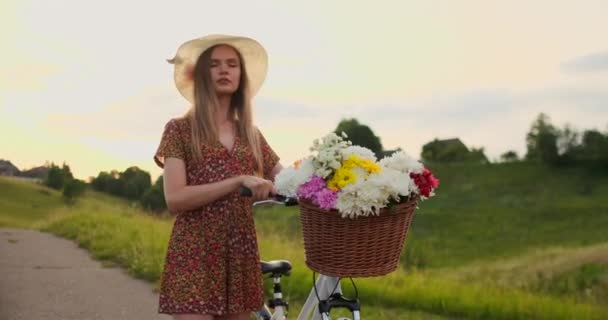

{"left": 299, "top": 198, "right": 418, "bottom": 278}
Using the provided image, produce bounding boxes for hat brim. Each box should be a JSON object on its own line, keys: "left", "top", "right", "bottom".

{"left": 170, "top": 35, "right": 268, "bottom": 103}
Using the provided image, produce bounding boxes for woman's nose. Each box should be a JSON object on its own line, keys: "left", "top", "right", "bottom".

{"left": 219, "top": 63, "right": 228, "bottom": 74}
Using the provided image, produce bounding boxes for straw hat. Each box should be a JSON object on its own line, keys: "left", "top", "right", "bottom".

{"left": 167, "top": 34, "right": 268, "bottom": 103}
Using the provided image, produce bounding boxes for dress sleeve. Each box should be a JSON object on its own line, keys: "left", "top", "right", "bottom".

{"left": 154, "top": 119, "right": 187, "bottom": 168}
{"left": 257, "top": 128, "right": 280, "bottom": 180}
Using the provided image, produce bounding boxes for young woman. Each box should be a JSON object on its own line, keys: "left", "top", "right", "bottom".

{"left": 154, "top": 35, "right": 283, "bottom": 320}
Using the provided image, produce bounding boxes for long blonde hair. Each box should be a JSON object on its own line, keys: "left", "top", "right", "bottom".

{"left": 187, "top": 45, "right": 264, "bottom": 176}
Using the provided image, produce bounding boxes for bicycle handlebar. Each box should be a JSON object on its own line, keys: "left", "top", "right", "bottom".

{"left": 240, "top": 186, "right": 299, "bottom": 206}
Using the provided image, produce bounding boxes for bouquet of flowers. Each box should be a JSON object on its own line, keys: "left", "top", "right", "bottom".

{"left": 275, "top": 132, "right": 439, "bottom": 219}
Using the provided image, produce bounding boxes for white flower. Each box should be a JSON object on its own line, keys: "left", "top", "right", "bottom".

{"left": 342, "top": 146, "right": 377, "bottom": 162}
{"left": 310, "top": 132, "right": 350, "bottom": 178}
{"left": 334, "top": 167, "right": 419, "bottom": 218}
{"left": 335, "top": 178, "right": 390, "bottom": 218}
{"left": 275, "top": 158, "right": 314, "bottom": 197}
{"left": 370, "top": 169, "right": 415, "bottom": 199}
{"left": 379, "top": 151, "right": 423, "bottom": 174}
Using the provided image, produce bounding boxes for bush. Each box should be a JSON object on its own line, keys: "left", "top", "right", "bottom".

{"left": 44, "top": 162, "right": 74, "bottom": 190}
{"left": 63, "top": 179, "right": 87, "bottom": 204}
{"left": 140, "top": 175, "right": 166, "bottom": 213}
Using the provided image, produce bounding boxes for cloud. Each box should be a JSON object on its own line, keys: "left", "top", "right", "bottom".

{"left": 356, "top": 90, "right": 521, "bottom": 124}
{"left": 40, "top": 87, "right": 187, "bottom": 141}
{"left": 267, "top": 84, "right": 608, "bottom": 162}
{"left": 562, "top": 51, "right": 608, "bottom": 73}
{"left": 534, "top": 86, "right": 608, "bottom": 113}
{"left": 354, "top": 85, "right": 608, "bottom": 126}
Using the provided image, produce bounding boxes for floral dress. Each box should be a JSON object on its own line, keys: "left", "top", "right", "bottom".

{"left": 153, "top": 117, "right": 279, "bottom": 316}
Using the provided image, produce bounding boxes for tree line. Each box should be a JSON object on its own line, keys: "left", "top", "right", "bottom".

{"left": 43, "top": 163, "right": 87, "bottom": 204}
{"left": 335, "top": 114, "right": 607, "bottom": 168}
{"left": 519, "top": 113, "right": 608, "bottom": 167}
{"left": 43, "top": 163, "right": 166, "bottom": 212}
{"left": 89, "top": 167, "right": 166, "bottom": 212}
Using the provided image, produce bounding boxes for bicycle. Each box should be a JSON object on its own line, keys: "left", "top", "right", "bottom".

{"left": 242, "top": 187, "right": 361, "bottom": 320}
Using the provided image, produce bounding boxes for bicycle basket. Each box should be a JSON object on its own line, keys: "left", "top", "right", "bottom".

{"left": 299, "top": 197, "right": 417, "bottom": 277}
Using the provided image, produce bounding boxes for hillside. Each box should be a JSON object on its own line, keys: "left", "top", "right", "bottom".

{"left": 0, "top": 177, "right": 64, "bottom": 228}
{"left": 406, "top": 162, "right": 608, "bottom": 268}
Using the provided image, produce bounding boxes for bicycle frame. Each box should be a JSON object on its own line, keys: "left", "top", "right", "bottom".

{"left": 297, "top": 275, "right": 361, "bottom": 320}
{"left": 256, "top": 264, "right": 362, "bottom": 320}
{"left": 250, "top": 193, "right": 361, "bottom": 320}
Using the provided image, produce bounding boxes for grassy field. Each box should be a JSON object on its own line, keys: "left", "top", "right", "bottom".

{"left": 1, "top": 162, "right": 607, "bottom": 319}
{"left": 0, "top": 177, "right": 64, "bottom": 228}
{"left": 403, "top": 162, "right": 608, "bottom": 269}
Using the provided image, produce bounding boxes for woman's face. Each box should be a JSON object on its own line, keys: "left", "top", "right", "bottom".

{"left": 209, "top": 45, "right": 241, "bottom": 96}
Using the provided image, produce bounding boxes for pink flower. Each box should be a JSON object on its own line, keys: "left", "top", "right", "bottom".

{"left": 296, "top": 176, "right": 338, "bottom": 210}
{"left": 297, "top": 176, "right": 325, "bottom": 200}
{"left": 314, "top": 188, "right": 338, "bottom": 210}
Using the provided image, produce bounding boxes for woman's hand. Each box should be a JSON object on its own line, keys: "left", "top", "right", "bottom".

{"left": 240, "top": 175, "right": 275, "bottom": 202}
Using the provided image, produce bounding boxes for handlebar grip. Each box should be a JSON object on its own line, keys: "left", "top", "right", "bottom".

{"left": 240, "top": 186, "right": 253, "bottom": 197}
{"left": 240, "top": 186, "right": 299, "bottom": 206}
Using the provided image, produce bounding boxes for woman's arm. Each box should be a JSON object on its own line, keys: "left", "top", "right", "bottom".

{"left": 163, "top": 157, "right": 274, "bottom": 213}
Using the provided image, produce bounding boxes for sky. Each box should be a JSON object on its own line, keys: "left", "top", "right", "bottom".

{"left": 1, "top": 0, "right": 607, "bottom": 180}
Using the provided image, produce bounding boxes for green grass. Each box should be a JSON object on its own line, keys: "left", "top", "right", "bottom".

{"left": 1, "top": 162, "right": 608, "bottom": 319}
{"left": 439, "top": 243, "right": 608, "bottom": 288}
{"left": 0, "top": 177, "right": 64, "bottom": 228}
{"left": 406, "top": 162, "right": 608, "bottom": 268}
{"left": 532, "top": 263, "right": 608, "bottom": 304}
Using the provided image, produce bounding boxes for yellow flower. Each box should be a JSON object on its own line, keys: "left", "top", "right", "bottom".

{"left": 328, "top": 167, "right": 357, "bottom": 190}
{"left": 343, "top": 154, "right": 381, "bottom": 174}
{"left": 360, "top": 159, "right": 381, "bottom": 173}
{"left": 342, "top": 156, "right": 358, "bottom": 170}
{"left": 327, "top": 179, "right": 340, "bottom": 190}
{"left": 329, "top": 154, "right": 381, "bottom": 191}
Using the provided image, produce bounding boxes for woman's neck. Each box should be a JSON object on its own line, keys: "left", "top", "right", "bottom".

{"left": 216, "top": 95, "right": 233, "bottom": 126}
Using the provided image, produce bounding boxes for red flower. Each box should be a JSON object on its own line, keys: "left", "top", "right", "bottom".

{"left": 410, "top": 168, "right": 439, "bottom": 198}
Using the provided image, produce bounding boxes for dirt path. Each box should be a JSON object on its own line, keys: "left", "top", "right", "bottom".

{"left": 0, "top": 228, "right": 171, "bottom": 320}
